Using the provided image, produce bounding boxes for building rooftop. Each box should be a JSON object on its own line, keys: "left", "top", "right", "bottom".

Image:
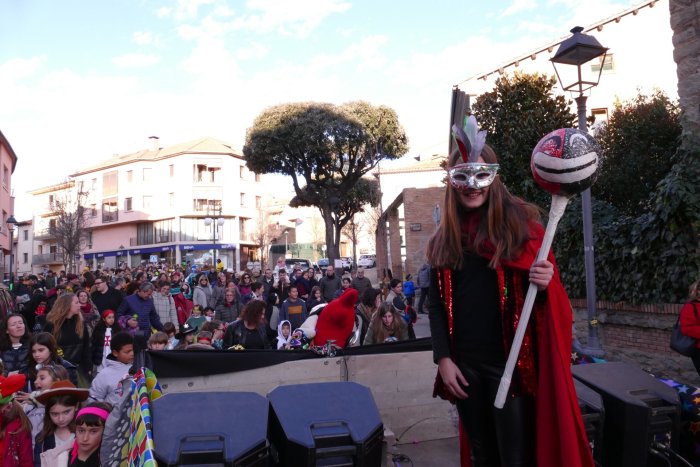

{"left": 71, "top": 136, "right": 242, "bottom": 176}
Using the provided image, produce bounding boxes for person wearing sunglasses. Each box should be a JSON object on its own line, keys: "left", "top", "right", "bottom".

{"left": 192, "top": 273, "right": 214, "bottom": 310}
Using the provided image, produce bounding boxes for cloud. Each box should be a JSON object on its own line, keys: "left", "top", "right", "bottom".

{"left": 0, "top": 56, "right": 46, "bottom": 83}
{"left": 501, "top": 0, "right": 538, "bottom": 17}
{"left": 133, "top": 31, "right": 156, "bottom": 45}
{"left": 236, "top": 42, "right": 269, "bottom": 60}
{"left": 112, "top": 54, "right": 161, "bottom": 68}
{"left": 156, "top": 7, "right": 172, "bottom": 17}
{"left": 232, "top": 0, "right": 351, "bottom": 37}
{"left": 173, "top": 0, "right": 217, "bottom": 20}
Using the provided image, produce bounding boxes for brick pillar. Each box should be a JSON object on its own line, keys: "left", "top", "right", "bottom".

{"left": 387, "top": 207, "right": 403, "bottom": 279}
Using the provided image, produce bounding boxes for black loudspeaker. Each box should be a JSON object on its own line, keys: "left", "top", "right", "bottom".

{"left": 267, "top": 382, "right": 383, "bottom": 467}
{"left": 572, "top": 362, "right": 680, "bottom": 467}
{"left": 574, "top": 378, "right": 605, "bottom": 466}
{"left": 152, "top": 392, "right": 269, "bottom": 466}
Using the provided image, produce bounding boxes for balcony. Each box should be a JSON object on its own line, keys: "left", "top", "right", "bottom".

{"left": 130, "top": 235, "right": 172, "bottom": 247}
{"left": 33, "top": 229, "right": 56, "bottom": 241}
{"left": 33, "top": 252, "right": 65, "bottom": 265}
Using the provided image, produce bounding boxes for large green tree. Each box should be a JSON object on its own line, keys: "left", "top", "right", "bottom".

{"left": 594, "top": 90, "right": 681, "bottom": 216}
{"left": 243, "top": 101, "right": 408, "bottom": 260}
{"left": 472, "top": 72, "right": 576, "bottom": 208}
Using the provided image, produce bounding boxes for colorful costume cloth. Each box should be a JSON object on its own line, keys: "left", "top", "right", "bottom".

{"left": 100, "top": 368, "right": 161, "bottom": 467}
{"left": 432, "top": 220, "right": 593, "bottom": 467}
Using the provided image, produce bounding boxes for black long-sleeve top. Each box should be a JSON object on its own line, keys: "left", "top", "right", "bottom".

{"left": 428, "top": 253, "right": 505, "bottom": 366}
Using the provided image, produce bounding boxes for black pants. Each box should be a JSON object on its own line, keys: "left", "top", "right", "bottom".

{"left": 417, "top": 287, "right": 428, "bottom": 313}
{"left": 455, "top": 359, "right": 534, "bottom": 467}
{"left": 692, "top": 349, "right": 700, "bottom": 377}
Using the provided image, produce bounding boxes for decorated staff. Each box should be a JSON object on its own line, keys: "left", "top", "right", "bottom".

{"left": 494, "top": 128, "right": 602, "bottom": 408}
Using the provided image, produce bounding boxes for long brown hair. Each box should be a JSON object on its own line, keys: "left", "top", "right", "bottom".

{"left": 46, "top": 293, "right": 85, "bottom": 340}
{"left": 369, "top": 303, "right": 405, "bottom": 343}
{"left": 426, "top": 144, "right": 541, "bottom": 269}
{"left": 240, "top": 300, "right": 265, "bottom": 326}
{"left": 0, "top": 400, "right": 32, "bottom": 440}
{"left": 38, "top": 394, "right": 82, "bottom": 442}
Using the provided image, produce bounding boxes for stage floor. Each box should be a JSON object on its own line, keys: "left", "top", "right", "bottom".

{"left": 387, "top": 437, "right": 460, "bottom": 466}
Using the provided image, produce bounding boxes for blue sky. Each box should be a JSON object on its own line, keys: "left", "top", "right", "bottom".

{"left": 1, "top": 0, "right": 655, "bottom": 215}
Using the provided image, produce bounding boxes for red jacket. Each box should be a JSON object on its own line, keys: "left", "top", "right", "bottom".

{"left": 679, "top": 301, "right": 700, "bottom": 347}
{"left": 0, "top": 417, "right": 33, "bottom": 467}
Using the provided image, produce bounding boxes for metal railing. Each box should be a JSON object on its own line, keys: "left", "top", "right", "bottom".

{"left": 33, "top": 229, "right": 56, "bottom": 240}
{"left": 32, "top": 252, "right": 65, "bottom": 264}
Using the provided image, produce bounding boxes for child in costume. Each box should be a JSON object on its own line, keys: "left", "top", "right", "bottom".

{"left": 275, "top": 321, "right": 293, "bottom": 349}
{"left": 0, "top": 374, "right": 33, "bottom": 466}
{"left": 91, "top": 310, "right": 122, "bottom": 375}
{"left": 67, "top": 402, "right": 112, "bottom": 467}
{"left": 34, "top": 381, "right": 90, "bottom": 466}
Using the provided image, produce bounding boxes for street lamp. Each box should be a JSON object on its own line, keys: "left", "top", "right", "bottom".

{"left": 6, "top": 215, "right": 17, "bottom": 290}
{"left": 284, "top": 230, "right": 289, "bottom": 257}
{"left": 203, "top": 215, "right": 225, "bottom": 267}
{"left": 551, "top": 26, "right": 608, "bottom": 355}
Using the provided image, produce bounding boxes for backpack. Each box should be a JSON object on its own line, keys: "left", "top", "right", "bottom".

{"left": 671, "top": 303, "right": 698, "bottom": 357}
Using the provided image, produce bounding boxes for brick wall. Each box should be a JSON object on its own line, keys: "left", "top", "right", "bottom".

{"left": 573, "top": 299, "right": 698, "bottom": 385}
{"left": 376, "top": 186, "right": 445, "bottom": 280}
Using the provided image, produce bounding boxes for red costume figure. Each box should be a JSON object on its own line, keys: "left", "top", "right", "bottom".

{"left": 314, "top": 288, "right": 358, "bottom": 348}
{"left": 425, "top": 116, "right": 593, "bottom": 467}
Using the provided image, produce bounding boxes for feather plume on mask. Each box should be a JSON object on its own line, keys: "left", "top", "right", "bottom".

{"left": 463, "top": 115, "right": 487, "bottom": 162}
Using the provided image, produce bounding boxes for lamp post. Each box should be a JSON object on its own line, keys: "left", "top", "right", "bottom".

{"left": 204, "top": 213, "right": 225, "bottom": 268}
{"left": 551, "top": 26, "right": 608, "bottom": 355}
{"left": 6, "top": 215, "right": 17, "bottom": 290}
{"left": 284, "top": 230, "right": 289, "bottom": 257}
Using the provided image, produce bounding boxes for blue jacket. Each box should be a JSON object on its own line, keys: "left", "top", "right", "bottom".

{"left": 117, "top": 294, "right": 164, "bottom": 333}
{"left": 403, "top": 280, "right": 416, "bottom": 297}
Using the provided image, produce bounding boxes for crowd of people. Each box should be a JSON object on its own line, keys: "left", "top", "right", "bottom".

{"left": 0, "top": 257, "right": 419, "bottom": 465}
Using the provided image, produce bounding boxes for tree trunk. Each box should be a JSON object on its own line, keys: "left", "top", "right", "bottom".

{"left": 670, "top": 0, "right": 700, "bottom": 146}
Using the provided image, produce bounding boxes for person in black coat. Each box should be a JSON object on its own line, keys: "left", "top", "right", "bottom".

{"left": 223, "top": 300, "right": 271, "bottom": 350}
{"left": 0, "top": 313, "right": 31, "bottom": 375}
{"left": 43, "top": 294, "right": 92, "bottom": 384}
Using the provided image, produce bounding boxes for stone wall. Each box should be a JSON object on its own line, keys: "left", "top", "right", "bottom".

{"left": 670, "top": 0, "right": 700, "bottom": 144}
{"left": 572, "top": 299, "right": 699, "bottom": 386}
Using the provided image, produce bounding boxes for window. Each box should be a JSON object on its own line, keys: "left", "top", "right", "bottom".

{"left": 169, "top": 165, "right": 174, "bottom": 177}
{"left": 49, "top": 218, "right": 56, "bottom": 231}
{"left": 193, "top": 199, "right": 222, "bottom": 212}
{"left": 255, "top": 173, "right": 261, "bottom": 182}
{"left": 102, "top": 197, "right": 118, "bottom": 223}
{"left": 38, "top": 245, "right": 43, "bottom": 254}
{"left": 23, "top": 230, "right": 28, "bottom": 241}
{"left": 169, "top": 192, "right": 175, "bottom": 207}
{"left": 127, "top": 170, "right": 133, "bottom": 183}
{"left": 23, "top": 253, "right": 28, "bottom": 264}
{"left": 143, "top": 195, "right": 152, "bottom": 209}
{"left": 87, "top": 231, "right": 93, "bottom": 247}
{"left": 239, "top": 166, "right": 245, "bottom": 179}
{"left": 592, "top": 108, "right": 609, "bottom": 126}
{"left": 90, "top": 204, "right": 97, "bottom": 217}
{"left": 48, "top": 194, "right": 55, "bottom": 210}
{"left": 3, "top": 165, "right": 9, "bottom": 189}
{"left": 124, "top": 197, "right": 133, "bottom": 212}
{"left": 193, "top": 163, "right": 220, "bottom": 183}
{"left": 143, "top": 168, "right": 151, "bottom": 181}
{"left": 91, "top": 178, "right": 97, "bottom": 190}
{"left": 77, "top": 180, "right": 84, "bottom": 193}
{"left": 240, "top": 217, "right": 250, "bottom": 240}
{"left": 255, "top": 196, "right": 261, "bottom": 209}
{"left": 591, "top": 54, "right": 614, "bottom": 73}
{"left": 240, "top": 193, "right": 246, "bottom": 207}
{"left": 103, "top": 171, "right": 118, "bottom": 196}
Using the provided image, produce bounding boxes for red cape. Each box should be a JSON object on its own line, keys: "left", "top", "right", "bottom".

{"left": 437, "top": 222, "right": 594, "bottom": 467}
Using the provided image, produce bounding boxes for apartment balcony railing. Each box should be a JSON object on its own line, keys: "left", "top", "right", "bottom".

{"left": 33, "top": 229, "right": 56, "bottom": 240}
{"left": 33, "top": 252, "right": 65, "bottom": 264}
{"left": 130, "top": 235, "right": 173, "bottom": 246}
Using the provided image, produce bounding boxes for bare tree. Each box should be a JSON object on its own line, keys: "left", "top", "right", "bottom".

{"left": 48, "top": 181, "right": 90, "bottom": 273}
{"left": 252, "top": 209, "right": 277, "bottom": 269}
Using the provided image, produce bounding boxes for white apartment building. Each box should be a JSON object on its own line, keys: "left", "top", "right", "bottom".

{"left": 26, "top": 136, "right": 268, "bottom": 273}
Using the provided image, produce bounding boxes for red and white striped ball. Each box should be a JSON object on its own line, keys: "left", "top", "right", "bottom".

{"left": 531, "top": 128, "right": 602, "bottom": 196}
